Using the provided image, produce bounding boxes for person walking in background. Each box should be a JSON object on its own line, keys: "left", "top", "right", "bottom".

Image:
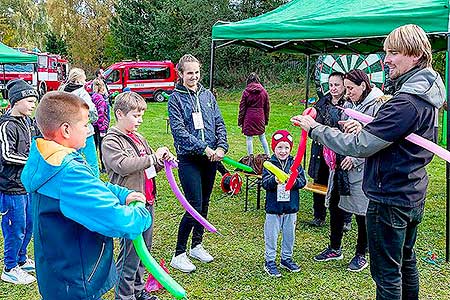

{"left": 0, "top": 79, "right": 39, "bottom": 285}
{"left": 307, "top": 72, "right": 351, "bottom": 230}
{"left": 238, "top": 72, "right": 270, "bottom": 156}
{"left": 60, "top": 67, "right": 100, "bottom": 177}
{"left": 168, "top": 54, "right": 228, "bottom": 273}
{"left": 91, "top": 78, "right": 110, "bottom": 173}
{"left": 293, "top": 24, "right": 445, "bottom": 300}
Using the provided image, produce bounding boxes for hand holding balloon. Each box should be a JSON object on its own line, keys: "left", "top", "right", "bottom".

{"left": 286, "top": 107, "right": 317, "bottom": 190}
{"left": 125, "top": 192, "right": 146, "bottom": 205}
{"left": 343, "top": 107, "right": 450, "bottom": 164}
{"left": 263, "top": 161, "right": 289, "bottom": 183}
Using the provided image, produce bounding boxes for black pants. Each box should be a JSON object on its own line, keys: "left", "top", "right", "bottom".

{"left": 366, "top": 201, "right": 423, "bottom": 300}
{"left": 175, "top": 155, "right": 217, "bottom": 256}
{"left": 93, "top": 125, "right": 105, "bottom": 170}
{"left": 314, "top": 165, "right": 351, "bottom": 224}
{"left": 313, "top": 159, "right": 329, "bottom": 220}
{"left": 329, "top": 185, "right": 366, "bottom": 255}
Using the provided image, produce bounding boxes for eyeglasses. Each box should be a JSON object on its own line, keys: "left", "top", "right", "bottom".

{"left": 273, "top": 133, "right": 293, "bottom": 142}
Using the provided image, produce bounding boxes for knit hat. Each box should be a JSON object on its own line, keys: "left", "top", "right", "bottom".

{"left": 6, "top": 79, "right": 38, "bottom": 107}
{"left": 271, "top": 130, "right": 293, "bottom": 151}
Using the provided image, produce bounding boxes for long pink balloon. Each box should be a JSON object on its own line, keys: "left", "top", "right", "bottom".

{"left": 164, "top": 160, "right": 218, "bottom": 233}
{"left": 343, "top": 107, "right": 450, "bottom": 163}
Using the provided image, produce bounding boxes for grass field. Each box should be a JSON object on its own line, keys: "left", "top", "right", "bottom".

{"left": 1, "top": 84, "right": 449, "bottom": 300}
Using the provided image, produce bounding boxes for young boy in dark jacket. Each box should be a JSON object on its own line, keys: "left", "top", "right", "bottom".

{"left": 262, "top": 130, "right": 306, "bottom": 277}
{"left": 0, "top": 79, "right": 39, "bottom": 285}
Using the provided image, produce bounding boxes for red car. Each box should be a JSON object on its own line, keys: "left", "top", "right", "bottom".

{"left": 87, "top": 60, "right": 177, "bottom": 102}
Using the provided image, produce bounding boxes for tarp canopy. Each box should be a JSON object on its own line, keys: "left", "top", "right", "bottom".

{"left": 212, "top": 0, "right": 450, "bottom": 54}
{"left": 0, "top": 42, "right": 37, "bottom": 64}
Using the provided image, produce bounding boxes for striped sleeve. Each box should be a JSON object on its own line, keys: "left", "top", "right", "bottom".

{"left": 0, "top": 121, "right": 28, "bottom": 165}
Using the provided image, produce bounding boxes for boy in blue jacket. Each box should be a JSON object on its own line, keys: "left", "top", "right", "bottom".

{"left": 20, "top": 91, "right": 152, "bottom": 300}
{"left": 262, "top": 130, "right": 306, "bottom": 277}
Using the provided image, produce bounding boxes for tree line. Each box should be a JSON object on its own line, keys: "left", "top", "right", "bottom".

{"left": 0, "top": 0, "right": 307, "bottom": 88}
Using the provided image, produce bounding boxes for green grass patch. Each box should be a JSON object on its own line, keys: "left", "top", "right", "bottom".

{"left": 1, "top": 87, "right": 448, "bottom": 300}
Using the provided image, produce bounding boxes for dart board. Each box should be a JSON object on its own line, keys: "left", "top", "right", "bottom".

{"left": 314, "top": 53, "right": 388, "bottom": 99}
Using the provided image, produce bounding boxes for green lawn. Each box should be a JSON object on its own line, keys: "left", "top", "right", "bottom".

{"left": 1, "top": 85, "right": 449, "bottom": 300}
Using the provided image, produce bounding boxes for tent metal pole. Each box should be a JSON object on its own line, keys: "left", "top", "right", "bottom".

{"left": 446, "top": 34, "right": 450, "bottom": 262}
{"left": 305, "top": 55, "right": 310, "bottom": 110}
{"left": 303, "top": 55, "right": 311, "bottom": 168}
{"left": 209, "top": 40, "right": 216, "bottom": 91}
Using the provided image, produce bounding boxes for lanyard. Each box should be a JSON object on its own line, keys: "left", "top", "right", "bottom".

{"left": 277, "top": 158, "right": 288, "bottom": 173}
{"left": 187, "top": 89, "right": 205, "bottom": 141}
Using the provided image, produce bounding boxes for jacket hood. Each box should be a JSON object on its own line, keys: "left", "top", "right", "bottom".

{"left": 397, "top": 68, "right": 445, "bottom": 109}
{"left": 21, "top": 138, "right": 76, "bottom": 193}
{"left": 245, "top": 82, "right": 264, "bottom": 94}
{"left": 63, "top": 83, "right": 84, "bottom": 93}
{"left": 354, "top": 86, "right": 384, "bottom": 111}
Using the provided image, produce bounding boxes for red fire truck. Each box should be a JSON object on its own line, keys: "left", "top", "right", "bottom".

{"left": 0, "top": 52, "right": 69, "bottom": 97}
{"left": 86, "top": 60, "right": 177, "bottom": 102}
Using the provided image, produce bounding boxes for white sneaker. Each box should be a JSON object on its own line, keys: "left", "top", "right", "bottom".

{"left": 19, "top": 258, "right": 35, "bottom": 273}
{"left": 170, "top": 253, "right": 196, "bottom": 273}
{"left": 189, "top": 244, "right": 214, "bottom": 263}
{"left": 1, "top": 266, "right": 36, "bottom": 284}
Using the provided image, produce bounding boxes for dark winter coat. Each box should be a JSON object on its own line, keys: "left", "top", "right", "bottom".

{"left": 308, "top": 94, "right": 345, "bottom": 181}
{"left": 262, "top": 154, "right": 306, "bottom": 214}
{"left": 238, "top": 82, "right": 270, "bottom": 136}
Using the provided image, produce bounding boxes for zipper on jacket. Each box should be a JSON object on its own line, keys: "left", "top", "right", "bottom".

{"left": 88, "top": 242, "right": 105, "bottom": 282}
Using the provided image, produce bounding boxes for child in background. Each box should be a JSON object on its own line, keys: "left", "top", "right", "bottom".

{"left": 20, "top": 91, "right": 152, "bottom": 300}
{"left": 0, "top": 79, "right": 39, "bottom": 284}
{"left": 60, "top": 67, "right": 100, "bottom": 177}
{"left": 261, "top": 130, "right": 306, "bottom": 277}
{"left": 101, "top": 91, "right": 176, "bottom": 300}
{"left": 91, "top": 78, "right": 110, "bottom": 172}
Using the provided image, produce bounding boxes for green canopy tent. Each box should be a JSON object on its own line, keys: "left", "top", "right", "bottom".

{"left": 0, "top": 42, "right": 38, "bottom": 63}
{"left": 0, "top": 42, "right": 38, "bottom": 95}
{"left": 210, "top": 0, "right": 450, "bottom": 260}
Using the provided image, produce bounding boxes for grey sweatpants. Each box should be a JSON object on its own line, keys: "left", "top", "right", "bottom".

{"left": 115, "top": 205, "right": 154, "bottom": 300}
{"left": 264, "top": 213, "right": 297, "bottom": 262}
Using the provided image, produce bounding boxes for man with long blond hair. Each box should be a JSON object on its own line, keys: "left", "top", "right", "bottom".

{"left": 292, "top": 24, "right": 445, "bottom": 299}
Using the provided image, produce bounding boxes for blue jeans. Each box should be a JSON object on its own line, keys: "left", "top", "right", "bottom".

{"left": 264, "top": 213, "right": 297, "bottom": 262}
{"left": 366, "top": 200, "right": 424, "bottom": 300}
{"left": 79, "top": 135, "right": 100, "bottom": 178}
{"left": 0, "top": 193, "right": 33, "bottom": 270}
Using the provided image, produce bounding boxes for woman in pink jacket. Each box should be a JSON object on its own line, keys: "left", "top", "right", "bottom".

{"left": 238, "top": 73, "right": 270, "bottom": 155}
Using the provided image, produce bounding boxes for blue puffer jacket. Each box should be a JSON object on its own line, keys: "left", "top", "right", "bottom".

{"left": 168, "top": 84, "right": 228, "bottom": 156}
{"left": 262, "top": 154, "right": 307, "bottom": 214}
{"left": 21, "top": 138, "right": 152, "bottom": 300}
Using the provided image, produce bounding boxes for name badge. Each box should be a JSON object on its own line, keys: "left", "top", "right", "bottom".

{"left": 145, "top": 165, "right": 157, "bottom": 179}
{"left": 277, "top": 184, "right": 290, "bottom": 202}
{"left": 192, "top": 112, "right": 204, "bottom": 130}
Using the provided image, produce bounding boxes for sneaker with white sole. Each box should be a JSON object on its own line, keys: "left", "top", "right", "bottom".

{"left": 189, "top": 244, "right": 214, "bottom": 263}
{"left": 170, "top": 253, "right": 196, "bottom": 273}
{"left": 347, "top": 254, "right": 368, "bottom": 272}
{"left": 1, "top": 266, "right": 36, "bottom": 284}
{"left": 19, "top": 258, "right": 35, "bottom": 273}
